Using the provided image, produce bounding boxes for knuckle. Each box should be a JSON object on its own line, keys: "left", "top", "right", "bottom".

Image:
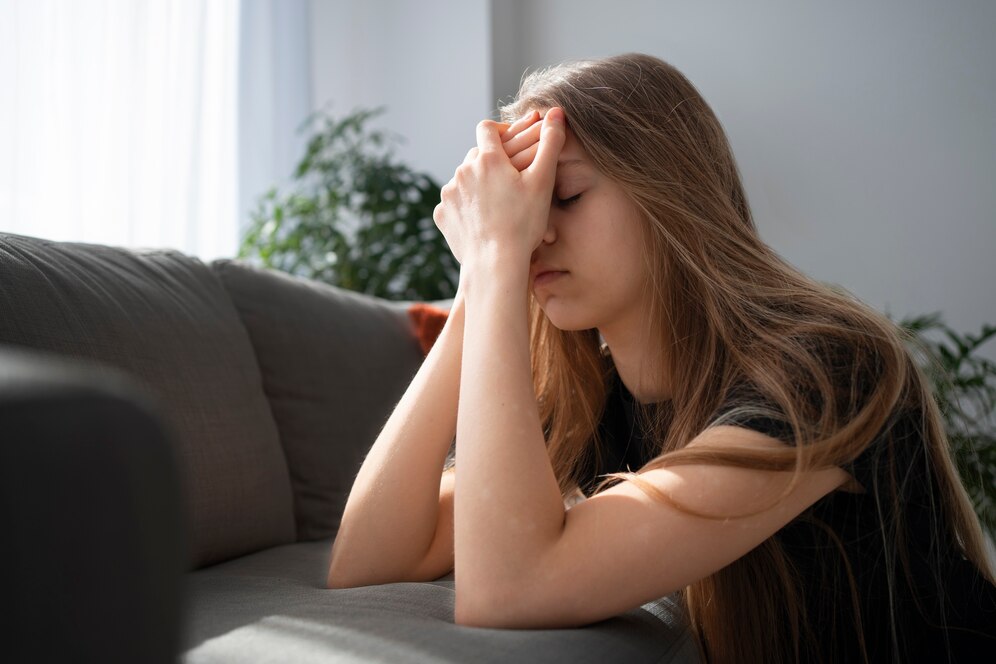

{"left": 479, "top": 150, "right": 502, "bottom": 167}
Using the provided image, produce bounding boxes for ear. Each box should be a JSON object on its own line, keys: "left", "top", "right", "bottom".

{"left": 407, "top": 303, "right": 450, "bottom": 356}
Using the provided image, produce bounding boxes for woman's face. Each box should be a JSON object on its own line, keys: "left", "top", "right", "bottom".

{"left": 529, "top": 125, "right": 650, "bottom": 333}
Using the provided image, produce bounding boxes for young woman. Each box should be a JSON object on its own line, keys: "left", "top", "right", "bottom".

{"left": 328, "top": 53, "right": 996, "bottom": 662}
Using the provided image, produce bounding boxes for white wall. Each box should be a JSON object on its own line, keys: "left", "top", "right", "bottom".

{"left": 308, "top": 0, "right": 491, "bottom": 186}
{"left": 496, "top": 0, "right": 996, "bottom": 353}
{"left": 310, "top": 0, "right": 996, "bottom": 354}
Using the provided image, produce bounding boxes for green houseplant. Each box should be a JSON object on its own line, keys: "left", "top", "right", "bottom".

{"left": 899, "top": 314, "right": 996, "bottom": 539}
{"left": 238, "top": 106, "right": 459, "bottom": 301}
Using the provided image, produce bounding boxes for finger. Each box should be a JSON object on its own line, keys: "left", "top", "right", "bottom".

{"left": 440, "top": 179, "right": 455, "bottom": 201}
{"left": 475, "top": 119, "right": 505, "bottom": 155}
{"left": 508, "top": 142, "right": 539, "bottom": 172}
{"left": 462, "top": 146, "right": 479, "bottom": 165}
{"left": 502, "top": 119, "right": 543, "bottom": 157}
{"left": 527, "top": 107, "right": 567, "bottom": 184}
{"left": 500, "top": 110, "right": 539, "bottom": 143}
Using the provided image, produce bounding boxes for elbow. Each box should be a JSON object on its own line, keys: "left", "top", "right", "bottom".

{"left": 325, "top": 547, "right": 416, "bottom": 589}
{"left": 453, "top": 582, "right": 525, "bottom": 629}
{"left": 325, "top": 561, "right": 357, "bottom": 590}
{"left": 325, "top": 544, "right": 369, "bottom": 590}
{"left": 453, "top": 578, "right": 589, "bottom": 629}
{"left": 325, "top": 569, "right": 353, "bottom": 590}
{"left": 325, "top": 554, "right": 382, "bottom": 590}
{"left": 453, "top": 593, "right": 497, "bottom": 628}
{"left": 326, "top": 564, "right": 381, "bottom": 590}
{"left": 325, "top": 542, "right": 351, "bottom": 589}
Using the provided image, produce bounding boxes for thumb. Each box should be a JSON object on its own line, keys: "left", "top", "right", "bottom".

{"left": 527, "top": 107, "right": 567, "bottom": 186}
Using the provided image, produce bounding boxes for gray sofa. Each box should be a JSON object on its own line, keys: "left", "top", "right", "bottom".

{"left": 0, "top": 231, "right": 699, "bottom": 663}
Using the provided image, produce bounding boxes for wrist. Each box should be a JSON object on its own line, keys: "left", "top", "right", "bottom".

{"left": 461, "top": 264, "right": 529, "bottom": 303}
{"left": 448, "top": 287, "right": 466, "bottom": 326}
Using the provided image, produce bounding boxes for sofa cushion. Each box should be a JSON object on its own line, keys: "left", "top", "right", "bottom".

{"left": 407, "top": 302, "right": 451, "bottom": 355}
{"left": 211, "top": 260, "right": 425, "bottom": 541}
{"left": 181, "top": 539, "right": 700, "bottom": 663}
{"left": 0, "top": 232, "right": 296, "bottom": 569}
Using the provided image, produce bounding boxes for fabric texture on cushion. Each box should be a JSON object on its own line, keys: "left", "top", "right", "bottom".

{"left": 0, "top": 232, "right": 296, "bottom": 569}
{"left": 181, "top": 539, "right": 701, "bottom": 663}
{"left": 211, "top": 260, "right": 425, "bottom": 541}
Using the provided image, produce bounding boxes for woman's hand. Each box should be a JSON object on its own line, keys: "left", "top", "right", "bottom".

{"left": 433, "top": 107, "right": 566, "bottom": 272}
{"left": 501, "top": 110, "right": 545, "bottom": 171}
{"left": 450, "top": 111, "right": 541, "bottom": 298}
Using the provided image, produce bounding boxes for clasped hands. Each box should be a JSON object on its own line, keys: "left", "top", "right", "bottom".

{"left": 432, "top": 107, "right": 567, "bottom": 275}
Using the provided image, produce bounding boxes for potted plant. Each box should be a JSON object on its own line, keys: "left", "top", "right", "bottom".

{"left": 238, "top": 106, "right": 459, "bottom": 301}
{"left": 899, "top": 313, "right": 996, "bottom": 540}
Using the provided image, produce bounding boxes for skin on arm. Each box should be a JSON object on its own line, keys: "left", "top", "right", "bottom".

{"left": 326, "top": 293, "right": 466, "bottom": 588}
{"left": 448, "top": 111, "right": 576, "bottom": 622}
{"left": 326, "top": 112, "right": 546, "bottom": 589}
{"left": 435, "top": 110, "right": 851, "bottom": 628}
{"left": 469, "top": 426, "right": 850, "bottom": 628}
{"left": 407, "top": 468, "right": 457, "bottom": 581}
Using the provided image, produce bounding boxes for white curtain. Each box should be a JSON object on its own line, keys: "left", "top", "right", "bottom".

{"left": 0, "top": 0, "right": 240, "bottom": 262}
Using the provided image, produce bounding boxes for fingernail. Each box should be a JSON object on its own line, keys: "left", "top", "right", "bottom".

{"left": 547, "top": 108, "right": 564, "bottom": 125}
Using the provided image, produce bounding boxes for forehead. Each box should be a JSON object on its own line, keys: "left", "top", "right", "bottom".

{"left": 556, "top": 126, "right": 590, "bottom": 170}
{"left": 526, "top": 107, "right": 590, "bottom": 171}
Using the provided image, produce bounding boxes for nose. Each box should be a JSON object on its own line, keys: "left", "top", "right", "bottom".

{"left": 531, "top": 209, "right": 559, "bottom": 264}
{"left": 539, "top": 211, "right": 558, "bottom": 245}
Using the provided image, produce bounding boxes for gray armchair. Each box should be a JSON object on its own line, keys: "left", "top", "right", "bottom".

{"left": 1, "top": 345, "right": 185, "bottom": 664}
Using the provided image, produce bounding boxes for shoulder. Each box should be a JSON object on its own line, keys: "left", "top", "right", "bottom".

{"left": 707, "top": 380, "right": 797, "bottom": 445}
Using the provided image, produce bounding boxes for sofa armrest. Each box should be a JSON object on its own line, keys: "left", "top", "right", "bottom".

{"left": 0, "top": 344, "right": 187, "bottom": 664}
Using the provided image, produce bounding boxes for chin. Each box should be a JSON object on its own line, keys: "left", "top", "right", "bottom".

{"left": 535, "top": 297, "right": 595, "bottom": 332}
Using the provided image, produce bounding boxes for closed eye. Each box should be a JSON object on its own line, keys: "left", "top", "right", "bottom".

{"left": 555, "top": 193, "right": 582, "bottom": 208}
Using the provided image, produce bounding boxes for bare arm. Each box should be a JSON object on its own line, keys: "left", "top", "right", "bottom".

{"left": 326, "top": 110, "right": 544, "bottom": 589}
{"left": 326, "top": 290, "right": 465, "bottom": 588}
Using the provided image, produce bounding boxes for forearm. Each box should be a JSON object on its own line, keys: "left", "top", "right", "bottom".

{"left": 327, "top": 291, "right": 465, "bottom": 588}
{"left": 454, "top": 265, "right": 566, "bottom": 615}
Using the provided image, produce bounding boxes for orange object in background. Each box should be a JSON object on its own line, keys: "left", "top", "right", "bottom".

{"left": 407, "top": 303, "right": 450, "bottom": 356}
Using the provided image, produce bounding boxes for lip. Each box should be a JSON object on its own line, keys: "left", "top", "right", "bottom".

{"left": 533, "top": 270, "right": 568, "bottom": 287}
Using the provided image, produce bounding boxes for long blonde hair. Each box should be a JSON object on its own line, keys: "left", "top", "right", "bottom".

{"left": 498, "top": 53, "right": 993, "bottom": 663}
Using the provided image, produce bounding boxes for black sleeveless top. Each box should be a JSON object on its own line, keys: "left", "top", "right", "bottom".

{"left": 582, "top": 365, "right": 996, "bottom": 662}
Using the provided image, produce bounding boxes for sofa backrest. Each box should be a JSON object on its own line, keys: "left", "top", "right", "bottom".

{"left": 211, "top": 259, "right": 426, "bottom": 542}
{"left": 0, "top": 232, "right": 296, "bottom": 569}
